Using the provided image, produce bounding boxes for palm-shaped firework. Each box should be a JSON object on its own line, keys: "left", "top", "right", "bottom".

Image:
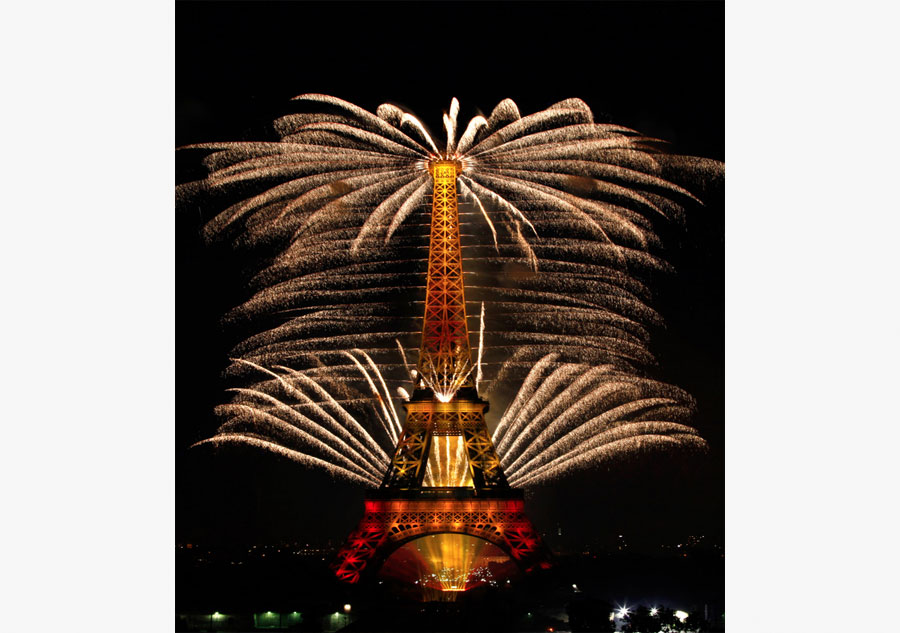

{"left": 177, "top": 94, "right": 722, "bottom": 487}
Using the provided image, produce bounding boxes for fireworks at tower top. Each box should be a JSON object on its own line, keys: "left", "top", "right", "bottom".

{"left": 178, "top": 94, "right": 722, "bottom": 487}
{"left": 185, "top": 93, "right": 717, "bottom": 262}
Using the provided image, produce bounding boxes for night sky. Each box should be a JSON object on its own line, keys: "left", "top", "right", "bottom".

{"left": 176, "top": 1, "right": 724, "bottom": 550}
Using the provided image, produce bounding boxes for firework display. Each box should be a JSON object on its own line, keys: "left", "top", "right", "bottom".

{"left": 178, "top": 94, "right": 722, "bottom": 487}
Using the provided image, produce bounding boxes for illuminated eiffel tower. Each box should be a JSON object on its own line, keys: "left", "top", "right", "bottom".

{"left": 332, "top": 159, "right": 550, "bottom": 585}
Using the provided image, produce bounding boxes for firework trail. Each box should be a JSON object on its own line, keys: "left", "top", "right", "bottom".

{"left": 341, "top": 350, "right": 401, "bottom": 444}
{"left": 476, "top": 301, "right": 486, "bottom": 389}
{"left": 179, "top": 95, "right": 722, "bottom": 485}
{"left": 493, "top": 356, "right": 702, "bottom": 486}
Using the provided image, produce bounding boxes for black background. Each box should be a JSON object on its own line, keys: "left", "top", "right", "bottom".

{"left": 176, "top": 1, "right": 723, "bottom": 551}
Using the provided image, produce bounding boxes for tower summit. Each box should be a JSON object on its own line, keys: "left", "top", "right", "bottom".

{"left": 332, "top": 159, "right": 549, "bottom": 586}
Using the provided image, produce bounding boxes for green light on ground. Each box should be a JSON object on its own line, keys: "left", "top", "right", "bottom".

{"left": 253, "top": 611, "right": 281, "bottom": 628}
{"left": 287, "top": 611, "right": 303, "bottom": 624}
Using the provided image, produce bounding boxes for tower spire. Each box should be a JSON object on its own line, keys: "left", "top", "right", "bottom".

{"left": 417, "top": 159, "right": 473, "bottom": 399}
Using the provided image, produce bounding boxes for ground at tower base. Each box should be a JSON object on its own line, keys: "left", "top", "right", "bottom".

{"left": 176, "top": 538, "right": 724, "bottom": 632}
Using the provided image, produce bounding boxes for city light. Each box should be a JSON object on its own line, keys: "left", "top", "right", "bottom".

{"left": 343, "top": 604, "right": 352, "bottom": 613}
{"left": 675, "top": 610, "right": 689, "bottom": 623}
{"left": 616, "top": 605, "right": 631, "bottom": 618}
{"left": 650, "top": 607, "right": 659, "bottom": 616}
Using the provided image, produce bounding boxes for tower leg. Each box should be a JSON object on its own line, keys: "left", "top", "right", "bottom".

{"left": 463, "top": 425, "right": 508, "bottom": 490}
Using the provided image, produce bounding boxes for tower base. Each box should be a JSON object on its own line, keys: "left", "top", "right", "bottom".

{"left": 332, "top": 494, "right": 551, "bottom": 584}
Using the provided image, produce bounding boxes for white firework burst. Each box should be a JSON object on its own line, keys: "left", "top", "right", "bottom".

{"left": 179, "top": 95, "right": 722, "bottom": 486}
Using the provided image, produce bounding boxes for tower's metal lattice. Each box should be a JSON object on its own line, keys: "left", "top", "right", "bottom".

{"left": 332, "top": 160, "right": 550, "bottom": 584}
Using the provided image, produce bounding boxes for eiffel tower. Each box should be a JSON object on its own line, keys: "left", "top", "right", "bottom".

{"left": 332, "top": 159, "right": 550, "bottom": 585}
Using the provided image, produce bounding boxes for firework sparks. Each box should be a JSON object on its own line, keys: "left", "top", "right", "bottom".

{"left": 476, "top": 301, "right": 486, "bottom": 390}
{"left": 180, "top": 95, "right": 721, "bottom": 484}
